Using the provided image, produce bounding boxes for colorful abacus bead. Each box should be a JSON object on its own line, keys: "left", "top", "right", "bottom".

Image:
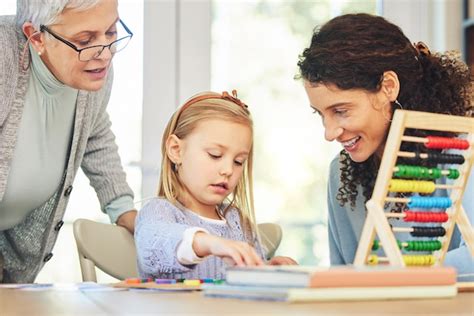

{"left": 403, "top": 255, "right": 436, "bottom": 266}
{"left": 389, "top": 179, "right": 435, "bottom": 194}
{"left": 367, "top": 254, "right": 379, "bottom": 265}
{"left": 407, "top": 197, "right": 452, "bottom": 209}
{"left": 425, "top": 136, "right": 470, "bottom": 150}
{"left": 404, "top": 240, "right": 442, "bottom": 251}
{"left": 410, "top": 226, "right": 446, "bottom": 237}
{"left": 403, "top": 211, "right": 448, "bottom": 223}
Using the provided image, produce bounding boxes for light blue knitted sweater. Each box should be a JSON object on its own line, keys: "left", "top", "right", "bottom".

{"left": 135, "top": 198, "right": 264, "bottom": 280}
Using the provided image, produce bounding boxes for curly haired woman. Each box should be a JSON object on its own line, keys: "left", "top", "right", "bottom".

{"left": 298, "top": 13, "right": 473, "bottom": 280}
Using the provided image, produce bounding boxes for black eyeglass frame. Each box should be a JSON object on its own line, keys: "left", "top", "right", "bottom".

{"left": 39, "top": 19, "right": 133, "bottom": 61}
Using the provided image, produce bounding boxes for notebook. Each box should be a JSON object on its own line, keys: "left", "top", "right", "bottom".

{"left": 225, "top": 265, "right": 457, "bottom": 288}
{"left": 203, "top": 283, "right": 457, "bottom": 302}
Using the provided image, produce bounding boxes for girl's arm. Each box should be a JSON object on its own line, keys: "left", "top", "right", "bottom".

{"left": 80, "top": 68, "right": 135, "bottom": 228}
{"left": 135, "top": 200, "right": 199, "bottom": 275}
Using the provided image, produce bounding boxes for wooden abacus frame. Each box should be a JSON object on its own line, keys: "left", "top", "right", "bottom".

{"left": 354, "top": 110, "right": 474, "bottom": 267}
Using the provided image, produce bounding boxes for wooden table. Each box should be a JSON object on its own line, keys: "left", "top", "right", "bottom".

{"left": 0, "top": 288, "right": 473, "bottom": 315}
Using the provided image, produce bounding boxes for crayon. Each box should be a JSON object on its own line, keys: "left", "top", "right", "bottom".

{"left": 183, "top": 279, "right": 201, "bottom": 286}
{"left": 155, "top": 279, "right": 177, "bottom": 284}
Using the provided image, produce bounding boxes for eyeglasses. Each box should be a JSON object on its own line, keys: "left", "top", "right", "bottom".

{"left": 39, "top": 19, "right": 133, "bottom": 61}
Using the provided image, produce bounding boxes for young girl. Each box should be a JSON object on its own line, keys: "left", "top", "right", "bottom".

{"left": 298, "top": 13, "right": 473, "bottom": 280}
{"left": 135, "top": 90, "right": 296, "bottom": 280}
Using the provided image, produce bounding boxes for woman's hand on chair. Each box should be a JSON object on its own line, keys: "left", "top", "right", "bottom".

{"left": 116, "top": 210, "right": 137, "bottom": 234}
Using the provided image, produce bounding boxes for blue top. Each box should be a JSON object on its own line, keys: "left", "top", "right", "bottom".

{"left": 327, "top": 155, "right": 474, "bottom": 281}
{"left": 135, "top": 198, "right": 264, "bottom": 280}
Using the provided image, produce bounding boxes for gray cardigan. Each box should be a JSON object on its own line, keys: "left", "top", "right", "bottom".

{"left": 0, "top": 16, "right": 133, "bottom": 283}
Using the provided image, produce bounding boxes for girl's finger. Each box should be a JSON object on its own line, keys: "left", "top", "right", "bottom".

{"left": 222, "top": 257, "right": 236, "bottom": 266}
{"left": 228, "top": 248, "right": 245, "bottom": 267}
{"left": 239, "top": 242, "right": 264, "bottom": 265}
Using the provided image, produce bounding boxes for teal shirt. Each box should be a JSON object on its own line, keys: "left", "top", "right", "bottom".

{"left": 327, "top": 154, "right": 474, "bottom": 281}
{"left": 0, "top": 45, "right": 77, "bottom": 230}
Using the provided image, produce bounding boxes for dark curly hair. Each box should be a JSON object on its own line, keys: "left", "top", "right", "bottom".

{"left": 297, "top": 13, "right": 473, "bottom": 209}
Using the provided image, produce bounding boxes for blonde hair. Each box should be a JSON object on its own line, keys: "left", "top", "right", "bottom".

{"left": 158, "top": 91, "right": 257, "bottom": 243}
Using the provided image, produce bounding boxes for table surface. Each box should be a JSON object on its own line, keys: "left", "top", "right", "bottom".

{"left": 1, "top": 287, "right": 473, "bottom": 315}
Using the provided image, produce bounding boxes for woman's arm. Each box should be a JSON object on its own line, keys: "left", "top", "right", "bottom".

{"left": 444, "top": 168, "right": 474, "bottom": 280}
{"left": 115, "top": 209, "right": 137, "bottom": 233}
{"left": 327, "top": 156, "right": 346, "bottom": 265}
{"left": 80, "top": 69, "right": 135, "bottom": 227}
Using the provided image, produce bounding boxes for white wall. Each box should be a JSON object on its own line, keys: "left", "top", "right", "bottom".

{"left": 382, "top": 0, "right": 462, "bottom": 52}
{"left": 141, "top": 0, "right": 211, "bottom": 200}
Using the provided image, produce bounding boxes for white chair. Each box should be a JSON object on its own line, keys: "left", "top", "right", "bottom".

{"left": 258, "top": 222, "right": 282, "bottom": 260}
{"left": 73, "top": 219, "right": 282, "bottom": 282}
{"left": 73, "top": 219, "right": 138, "bottom": 282}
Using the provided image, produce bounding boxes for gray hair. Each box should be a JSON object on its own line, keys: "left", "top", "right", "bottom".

{"left": 16, "top": 0, "right": 102, "bottom": 29}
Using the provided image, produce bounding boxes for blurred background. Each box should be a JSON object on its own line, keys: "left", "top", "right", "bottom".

{"left": 0, "top": 0, "right": 470, "bottom": 282}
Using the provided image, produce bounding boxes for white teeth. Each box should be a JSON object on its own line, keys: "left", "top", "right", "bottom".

{"left": 342, "top": 137, "right": 360, "bottom": 147}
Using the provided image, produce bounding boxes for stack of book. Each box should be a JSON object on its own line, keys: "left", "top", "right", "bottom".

{"left": 202, "top": 265, "right": 458, "bottom": 302}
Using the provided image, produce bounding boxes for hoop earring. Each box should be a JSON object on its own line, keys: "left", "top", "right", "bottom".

{"left": 384, "top": 100, "right": 404, "bottom": 122}
{"left": 394, "top": 100, "right": 404, "bottom": 110}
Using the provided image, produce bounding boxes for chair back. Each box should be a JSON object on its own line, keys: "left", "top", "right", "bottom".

{"left": 73, "top": 219, "right": 138, "bottom": 282}
{"left": 73, "top": 219, "right": 282, "bottom": 281}
{"left": 258, "top": 222, "right": 283, "bottom": 260}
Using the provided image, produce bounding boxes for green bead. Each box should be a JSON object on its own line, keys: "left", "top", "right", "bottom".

{"left": 448, "top": 169, "right": 460, "bottom": 179}
{"left": 372, "top": 239, "right": 379, "bottom": 251}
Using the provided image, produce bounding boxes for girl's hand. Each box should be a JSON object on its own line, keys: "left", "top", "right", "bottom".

{"left": 267, "top": 256, "right": 298, "bottom": 265}
{"left": 193, "top": 232, "right": 264, "bottom": 267}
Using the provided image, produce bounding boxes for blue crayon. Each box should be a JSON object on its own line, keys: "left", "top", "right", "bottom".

{"left": 200, "top": 278, "right": 215, "bottom": 283}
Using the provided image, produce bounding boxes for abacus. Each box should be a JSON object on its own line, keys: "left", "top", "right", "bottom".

{"left": 354, "top": 110, "right": 474, "bottom": 267}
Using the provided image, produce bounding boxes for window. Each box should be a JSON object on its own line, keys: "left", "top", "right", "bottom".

{"left": 0, "top": 0, "right": 15, "bottom": 15}
{"left": 211, "top": 0, "right": 378, "bottom": 265}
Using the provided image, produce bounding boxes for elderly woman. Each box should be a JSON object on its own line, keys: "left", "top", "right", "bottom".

{"left": 0, "top": 0, "right": 137, "bottom": 283}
